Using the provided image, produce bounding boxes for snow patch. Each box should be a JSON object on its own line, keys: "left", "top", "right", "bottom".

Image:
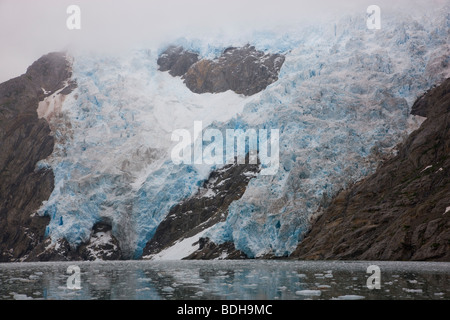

{"left": 37, "top": 82, "right": 70, "bottom": 121}
{"left": 41, "top": 87, "right": 51, "bottom": 95}
{"left": 143, "top": 226, "right": 214, "bottom": 260}
{"left": 421, "top": 165, "right": 433, "bottom": 173}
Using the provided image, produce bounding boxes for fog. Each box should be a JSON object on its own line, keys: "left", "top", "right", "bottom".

{"left": 0, "top": 0, "right": 445, "bottom": 82}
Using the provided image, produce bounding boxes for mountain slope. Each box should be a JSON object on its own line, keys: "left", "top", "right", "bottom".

{"left": 291, "top": 78, "right": 450, "bottom": 261}
{"left": 0, "top": 52, "right": 73, "bottom": 262}
{"left": 1, "top": 7, "right": 449, "bottom": 262}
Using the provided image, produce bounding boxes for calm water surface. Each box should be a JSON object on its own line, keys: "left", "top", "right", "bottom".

{"left": 0, "top": 260, "right": 448, "bottom": 300}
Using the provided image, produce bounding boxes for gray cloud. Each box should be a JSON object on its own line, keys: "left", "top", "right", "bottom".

{"left": 0, "top": 0, "right": 444, "bottom": 82}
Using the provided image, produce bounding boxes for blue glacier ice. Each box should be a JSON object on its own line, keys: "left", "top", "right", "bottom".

{"left": 37, "top": 6, "right": 450, "bottom": 259}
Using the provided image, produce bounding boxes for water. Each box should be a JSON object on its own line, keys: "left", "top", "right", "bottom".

{"left": 0, "top": 260, "right": 448, "bottom": 300}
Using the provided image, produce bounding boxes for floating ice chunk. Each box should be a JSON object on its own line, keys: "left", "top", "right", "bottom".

{"left": 335, "top": 295, "right": 365, "bottom": 300}
{"left": 317, "top": 285, "right": 331, "bottom": 289}
{"left": 12, "top": 292, "right": 33, "bottom": 300}
{"left": 162, "top": 286, "right": 175, "bottom": 293}
{"left": 136, "top": 287, "right": 151, "bottom": 292}
{"left": 295, "top": 290, "right": 322, "bottom": 296}
{"left": 402, "top": 288, "right": 423, "bottom": 293}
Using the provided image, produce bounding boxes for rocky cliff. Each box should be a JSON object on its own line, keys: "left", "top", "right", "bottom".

{"left": 0, "top": 52, "right": 72, "bottom": 262}
{"left": 291, "top": 78, "right": 450, "bottom": 261}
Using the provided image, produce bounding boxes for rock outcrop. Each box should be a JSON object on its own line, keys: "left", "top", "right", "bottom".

{"left": 142, "top": 160, "right": 259, "bottom": 259}
{"left": 291, "top": 78, "right": 450, "bottom": 261}
{"left": 0, "top": 52, "right": 74, "bottom": 262}
{"left": 26, "top": 221, "right": 122, "bottom": 261}
{"left": 157, "top": 46, "right": 199, "bottom": 77}
{"left": 184, "top": 237, "right": 247, "bottom": 260}
{"left": 158, "top": 44, "right": 285, "bottom": 96}
{"left": 77, "top": 222, "right": 122, "bottom": 261}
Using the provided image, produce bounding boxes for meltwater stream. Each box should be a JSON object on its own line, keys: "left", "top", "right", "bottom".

{"left": 0, "top": 260, "right": 448, "bottom": 300}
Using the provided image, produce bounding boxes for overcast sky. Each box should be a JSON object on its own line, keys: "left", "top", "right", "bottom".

{"left": 0, "top": 0, "right": 445, "bottom": 83}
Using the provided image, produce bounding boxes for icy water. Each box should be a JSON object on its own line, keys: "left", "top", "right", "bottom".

{"left": 0, "top": 260, "right": 448, "bottom": 300}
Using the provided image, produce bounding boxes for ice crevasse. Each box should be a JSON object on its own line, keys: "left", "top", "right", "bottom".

{"left": 37, "top": 7, "right": 450, "bottom": 259}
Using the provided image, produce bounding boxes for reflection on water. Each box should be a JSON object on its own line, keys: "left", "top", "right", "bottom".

{"left": 0, "top": 260, "right": 448, "bottom": 300}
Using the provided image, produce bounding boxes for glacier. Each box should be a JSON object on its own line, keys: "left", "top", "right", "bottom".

{"left": 37, "top": 6, "right": 450, "bottom": 259}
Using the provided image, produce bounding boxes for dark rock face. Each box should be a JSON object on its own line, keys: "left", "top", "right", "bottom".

{"left": 0, "top": 52, "right": 74, "bottom": 262}
{"left": 77, "top": 222, "right": 122, "bottom": 261}
{"left": 142, "top": 161, "right": 259, "bottom": 259}
{"left": 26, "top": 222, "right": 122, "bottom": 261}
{"left": 291, "top": 78, "right": 450, "bottom": 261}
{"left": 157, "top": 46, "right": 199, "bottom": 77}
{"left": 157, "top": 44, "right": 285, "bottom": 96}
